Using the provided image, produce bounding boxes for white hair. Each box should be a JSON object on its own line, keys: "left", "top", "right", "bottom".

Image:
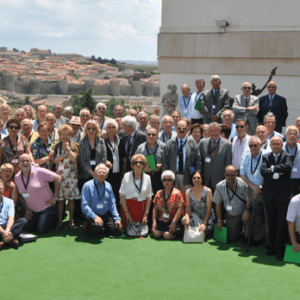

{"left": 122, "top": 116, "right": 137, "bottom": 130}
{"left": 161, "top": 170, "right": 175, "bottom": 181}
{"left": 211, "top": 75, "right": 221, "bottom": 81}
{"left": 103, "top": 118, "right": 118, "bottom": 130}
{"left": 138, "top": 111, "right": 148, "bottom": 121}
{"left": 209, "top": 122, "right": 221, "bottom": 130}
{"left": 286, "top": 125, "right": 299, "bottom": 135}
{"left": 14, "top": 108, "right": 26, "bottom": 116}
{"left": 162, "top": 115, "right": 173, "bottom": 123}
{"left": 249, "top": 136, "right": 261, "bottom": 144}
{"left": 95, "top": 163, "right": 109, "bottom": 174}
{"left": 64, "top": 106, "right": 74, "bottom": 114}
{"left": 79, "top": 109, "right": 90, "bottom": 116}
{"left": 96, "top": 102, "right": 106, "bottom": 109}
{"left": 150, "top": 114, "right": 160, "bottom": 122}
{"left": 181, "top": 84, "right": 190, "bottom": 90}
{"left": 221, "top": 109, "right": 234, "bottom": 120}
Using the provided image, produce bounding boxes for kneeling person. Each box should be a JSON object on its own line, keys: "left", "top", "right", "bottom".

{"left": 213, "top": 165, "right": 251, "bottom": 242}
{"left": 81, "top": 164, "right": 122, "bottom": 237}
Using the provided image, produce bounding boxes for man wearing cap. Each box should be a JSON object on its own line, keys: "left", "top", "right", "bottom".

{"left": 69, "top": 116, "right": 82, "bottom": 143}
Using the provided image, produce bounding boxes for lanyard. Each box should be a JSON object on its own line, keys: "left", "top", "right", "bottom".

{"left": 162, "top": 131, "right": 171, "bottom": 143}
{"left": 107, "top": 135, "right": 119, "bottom": 155}
{"left": 8, "top": 136, "right": 18, "bottom": 156}
{"left": 226, "top": 182, "right": 237, "bottom": 202}
{"left": 132, "top": 171, "right": 143, "bottom": 194}
{"left": 94, "top": 180, "right": 105, "bottom": 201}
{"left": 285, "top": 144, "right": 297, "bottom": 156}
{"left": 251, "top": 152, "right": 262, "bottom": 175}
{"left": 183, "top": 95, "right": 191, "bottom": 109}
{"left": 163, "top": 187, "right": 174, "bottom": 213}
{"left": 146, "top": 142, "right": 158, "bottom": 156}
{"left": 0, "top": 200, "right": 3, "bottom": 213}
{"left": 21, "top": 171, "right": 31, "bottom": 191}
{"left": 262, "top": 142, "right": 268, "bottom": 149}
{"left": 100, "top": 118, "right": 105, "bottom": 130}
{"left": 49, "top": 130, "right": 56, "bottom": 142}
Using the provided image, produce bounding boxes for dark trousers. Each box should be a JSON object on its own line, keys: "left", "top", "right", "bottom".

{"left": 0, "top": 218, "right": 27, "bottom": 241}
{"left": 26, "top": 206, "right": 57, "bottom": 234}
{"left": 264, "top": 199, "right": 289, "bottom": 253}
{"left": 108, "top": 172, "right": 122, "bottom": 214}
{"left": 224, "top": 212, "right": 244, "bottom": 242}
{"left": 87, "top": 212, "right": 122, "bottom": 237}
{"left": 291, "top": 178, "right": 300, "bottom": 197}
{"left": 191, "top": 118, "right": 203, "bottom": 125}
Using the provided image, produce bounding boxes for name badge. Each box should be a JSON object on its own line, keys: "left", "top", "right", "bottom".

{"left": 292, "top": 167, "right": 297, "bottom": 172}
{"left": 227, "top": 206, "right": 232, "bottom": 211}
{"left": 163, "top": 213, "right": 169, "bottom": 218}
{"left": 212, "top": 105, "right": 216, "bottom": 109}
{"left": 91, "top": 160, "right": 96, "bottom": 165}
{"left": 138, "top": 197, "right": 144, "bottom": 202}
{"left": 97, "top": 203, "right": 103, "bottom": 209}
{"left": 22, "top": 193, "right": 29, "bottom": 198}
{"left": 12, "top": 158, "right": 18, "bottom": 164}
{"left": 273, "top": 173, "right": 279, "bottom": 180}
{"left": 205, "top": 157, "right": 211, "bottom": 163}
{"left": 184, "top": 109, "right": 188, "bottom": 114}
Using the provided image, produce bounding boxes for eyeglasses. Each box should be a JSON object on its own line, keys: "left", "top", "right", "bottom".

{"left": 267, "top": 86, "right": 276, "bottom": 88}
{"left": 192, "top": 177, "right": 202, "bottom": 180}
{"left": 114, "top": 110, "right": 122, "bottom": 112}
{"left": 236, "top": 125, "right": 245, "bottom": 129}
{"left": 9, "top": 126, "right": 20, "bottom": 130}
{"left": 95, "top": 171, "right": 107, "bottom": 175}
{"left": 130, "top": 114, "right": 137, "bottom": 117}
{"left": 139, "top": 118, "right": 147, "bottom": 121}
{"left": 21, "top": 124, "right": 31, "bottom": 127}
{"left": 287, "top": 132, "right": 298, "bottom": 136}
{"left": 178, "top": 127, "right": 187, "bottom": 131}
{"left": 225, "top": 173, "right": 236, "bottom": 177}
{"left": 147, "top": 133, "right": 156, "bottom": 137}
{"left": 243, "top": 87, "right": 251, "bottom": 90}
{"left": 20, "top": 159, "right": 31, "bottom": 163}
{"left": 163, "top": 178, "right": 173, "bottom": 182}
{"left": 132, "top": 161, "right": 145, "bottom": 165}
{"left": 163, "top": 121, "right": 172, "bottom": 124}
{"left": 249, "top": 144, "right": 258, "bottom": 148}
{"left": 81, "top": 115, "right": 90, "bottom": 118}
{"left": 97, "top": 107, "right": 106, "bottom": 110}
{"left": 87, "top": 127, "right": 96, "bottom": 131}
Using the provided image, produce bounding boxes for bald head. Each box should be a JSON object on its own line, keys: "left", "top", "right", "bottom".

{"left": 267, "top": 81, "right": 277, "bottom": 96}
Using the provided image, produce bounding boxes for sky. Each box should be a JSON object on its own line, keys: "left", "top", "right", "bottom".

{"left": 0, "top": 0, "right": 161, "bottom": 61}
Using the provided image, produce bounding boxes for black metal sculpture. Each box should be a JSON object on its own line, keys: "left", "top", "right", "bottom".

{"left": 251, "top": 67, "right": 278, "bottom": 96}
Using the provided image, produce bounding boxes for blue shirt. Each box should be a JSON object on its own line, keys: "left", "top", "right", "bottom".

{"left": 228, "top": 123, "right": 237, "bottom": 140}
{"left": 81, "top": 179, "right": 120, "bottom": 221}
{"left": 1, "top": 127, "right": 7, "bottom": 136}
{"left": 179, "top": 92, "right": 193, "bottom": 118}
{"left": 0, "top": 196, "right": 14, "bottom": 226}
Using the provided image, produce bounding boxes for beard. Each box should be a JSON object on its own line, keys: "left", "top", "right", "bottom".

{"left": 21, "top": 165, "right": 30, "bottom": 172}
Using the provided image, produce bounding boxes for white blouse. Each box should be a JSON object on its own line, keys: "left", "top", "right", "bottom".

{"left": 119, "top": 171, "right": 153, "bottom": 200}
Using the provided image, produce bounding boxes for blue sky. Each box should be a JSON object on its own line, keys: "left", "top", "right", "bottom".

{"left": 0, "top": 0, "right": 161, "bottom": 61}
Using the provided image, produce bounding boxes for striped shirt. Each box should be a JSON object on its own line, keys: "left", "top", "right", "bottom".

{"left": 286, "top": 194, "right": 300, "bottom": 229}
{"left": 232, "top": 134, "right": 251, "bottom": 170}
{"left": 213, "top": 177, "right": 249, "bottom": 217}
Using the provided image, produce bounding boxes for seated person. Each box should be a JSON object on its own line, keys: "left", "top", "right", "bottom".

{"left": 15, "top": 154, "right": 61, "bottom": 234}
{"left": 213, "top": 165, "right": 251, "bottom": 242}
{"left": 81, "top": 163, "right": 122, "bottom": 237}
{"left": 0, "top": 179, "right": 27, "bottom": 251}
{"left": 287, "top": 194, "right": 300, "bottom": 253}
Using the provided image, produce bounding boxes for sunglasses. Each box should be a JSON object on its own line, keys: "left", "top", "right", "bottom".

{"left": 178, "top": 127, "right": 187, "bottom": 131}
{"left": 87, "top": 127, "right": 96, "bottom": 131}
{"left": 97, "top": 107, "right": 106, "bottom": 110}
{"left": 249, "top": 144, "right": 258, "bottom": 148}
{"left": 133, "top": 161, "right": 145, "bottom": 165}
{"left": 236, "top": 125, "right": 245, "bottom": 129}
{"left": 243, "top": 87, "right": 251, "bottom": 90}
{"left": 225, "top": 173, "right": 236, "bottom": 177}
{"left": 147, "top": 133, "right": 156, "bottom": 137}
{"left": 130, "top": 114, "right": 137, "bottom": 117}
{"left": 267, "top": 86, "right": 276, "bottom": 88}
{"left": 192, "top": 177, "right": 202, "bottom": 180}
{"left": 163, "top": 178, "right": 173, "bottom": 182}
{"left": 9, "top": 126, "right": 20, "bottom": 130}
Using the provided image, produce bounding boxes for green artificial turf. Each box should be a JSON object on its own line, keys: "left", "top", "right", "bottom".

{"left": 1, "top": 223, "right": 299, "bottom": 300}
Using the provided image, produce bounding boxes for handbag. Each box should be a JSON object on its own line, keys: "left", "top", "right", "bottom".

{"left": 183, "top": 212, "right": 205, "bottom": 243}
{"left": 126, "top": 222, "right": 149, "bottom": 237}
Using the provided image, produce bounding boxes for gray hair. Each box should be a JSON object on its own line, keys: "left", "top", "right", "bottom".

{"left": 221, "top": 109, "right": 234, "bottom": 120}
{"left": 53, "top": 103, "right": 63, "bottom": 109}
{"left": 181, "top": 84, "right": 190, "bottom": 90}
{"left": 21, "top": 118, "right": 32, "bottom": 126}
{"left": 286, "top": 125, "right": 299, "bottom": 135}
{"left": 64, "top": 106, "right": 74, "bottom": 114}
{"left": 122, "top": 116, "right": 137, "bottom": 130}
{"left": 79, "top": 109, "right": 90, "bottom": 116}
{"left": 45, "top": 113, "right": 56, "bottom": 121}
{"left": 263, "top": 112, "right": 276, "bottom": 124}
{"left": 209, "top": 122, "right": 221, "bottom": 130}
{"left": 0, "top": 104, "right": 10, "bottom": 112}
{"left": 182, "top": 117, "right": 191, "bottom": 126}
{"left": 96, "top": 102, "right": 106, "bottom": 110}
{"left": 161, "top": 170, "right": 175, "bottom": 181}
{"left": 14, "top": 108, "right": 26, "bottom": 116}
{"left": 138, "top": 111, "right": 148, "bottom": 121}
{"left": 162, "top": 115, "right": 173, "bottom": 123}
{"left": 249, "top": 136, "right": 261, "bottom": 144}
{"left": 95, "top": 163, "right": 109, "bottom": 174}
{"left": 211, "top": 75, "right": 221, "bottom": 81}
{"left": 150, "top": 114, "right": 160, "bottom": 122}
{"left": 103, "top": 118, "right": 118, "bottom": 130}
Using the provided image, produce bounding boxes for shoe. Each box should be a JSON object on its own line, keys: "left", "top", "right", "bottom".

{"left": 8, "top": 239, "right": 19, "bottom": 249}
{"left": 265, "top": 249, "right": 277, "bottom": 256}
{"left": 276, "top": 252, "right": 284, "bottom": 261}
{"left": 69, "top": 223, "right": 75, "bottom": 231}
{"left": 253, "top": 240, "right": 262, "bottom": 247}
{"left": 0, "top": 241, "right": 5, "bottom": 251}
{"left": 54, "top": 223, "right": 62, "bottom": 231}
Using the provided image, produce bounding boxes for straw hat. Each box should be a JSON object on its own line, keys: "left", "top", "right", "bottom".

{"left": 69, "top": 116, "right": 82, "bottom": 125}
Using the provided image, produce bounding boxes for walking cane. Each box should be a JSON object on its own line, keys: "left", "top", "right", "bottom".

{"left": 246, "top": 195, "right": 257, "bottom": 252}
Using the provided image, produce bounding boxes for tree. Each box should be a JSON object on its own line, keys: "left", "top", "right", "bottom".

{"left": 105, "top": 98, "right": 126, "bottom": 118}
{"left": 25, "top": 96, "right": 30, "bottom": 105}
{"left": 71, "top": 87, "right": 97, "bottom": 115}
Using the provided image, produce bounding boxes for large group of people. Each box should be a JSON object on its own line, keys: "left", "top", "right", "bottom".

{"left": 0, "top": 75, "right": 299, "bottom": 263}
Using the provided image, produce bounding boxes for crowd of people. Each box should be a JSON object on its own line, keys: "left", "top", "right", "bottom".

{"left": 0, "top": 75, "right": 299, "bottom": 262}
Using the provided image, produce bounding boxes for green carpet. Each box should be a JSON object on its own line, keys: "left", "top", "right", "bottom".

{"left": 1, "top": 224, "right": 299, "bottom": 300}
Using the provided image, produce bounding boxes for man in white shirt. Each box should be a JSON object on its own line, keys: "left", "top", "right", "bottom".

{"left": 179, "top": 84, "right": 193, "bottom": 118}
{"left": 54, "top": 103, "right": 69, "bottom": 128}
{"left": 189, "top": 79, "right": 205, "bottom": 125}
{"left": 32, "top": 105, "right": 48, "bottom": 132}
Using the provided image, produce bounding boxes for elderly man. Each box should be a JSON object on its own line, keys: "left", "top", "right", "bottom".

{"left": 255, "top": 125, "right": 272, "bottom": 151}
{"left": 264, "top": 112, "right": 284, "bottom": 140}
{"left": 222, "top": 109, "right": 237, "bottom": 140}
{"left": 15, "top": 154, "right": 62, "bottom": 234}
{"left": 233, "top": 82, "right": 259, "bottom": 135}
{"left": 0, "top": 179, "right": 27, "bottom": 251}
{"left": 45, "top": 113, "right": 59, "bottom": 143}
{"left": 0, "top": 103, "right": 10, "bottom": 134}
{"left": 158, "top": 115, "right": 177, "bottom": 143}
{"left": 200, "top": 75, "right": 231, "bottom": 124}
{"left": 162, "top": 119, "right": 201, "bottom": 194}
{"left": 232, "top": 119, "right": 251, "bottom": 173}
{"left": 79, "top": 108, "right": 91, "bottom": 131}
{"left": 32, "top": 105, "right": 48, "bottom": 132}
{"left": 257, "top": 81, "right": 288, "bottom": 133}
{"left": 20, "top": 118, "right": 39, "bottom": 148}
{"left": 171, "top": 110, "right": 181, "bottom": 132}
{"left": 202, "top": 124, "right": 210, "bottom": 139}
{"left": 213, "top": 165, "right": 251, "bottom": 242}
{"left": 287, "top": 194, "right": 300, "bottom": 253}
{"left": 69, "top": 116, "right": 82, "bottom": 143}
{"left": 179, "top": 84, "right": 193, "bottom": 118}
{"left": 127, "top": 109, "right": 138, "bottom": 119}
{"left": 96, "top": 102, "right": 109, "bottom": 122}
{"left": 189, "top": 78, "right": 205, "bottom": 125}
{"left": 122, "top": 116, "right": 146, "bottom": 172}
{"left": 114, "top": 105, "right": 124, "bottom": 118}
{"left": 199, "top": 122, "right": 232, "bottom": 193}
{"left": 81, "top": 163, "right": 122, "bottom": 237}
{"left": 261, "top": 136, "right": 293, "bottom": 260}
{"left": 284, "top": 126, "right": 300, "bottom": 196}
{"left": 53, "top": 103, "right": 69, "bottom": 128}
{"left": 64, "top": 106, "right": 74, "bottom": 120}
{"left": 137, "top": 111, "right": 150, "bottom": 133}
{"left": 149, "top": 114, "right": 161, "bottom": 132}
{"left": 240, "top": 136, "right": 269, "bottom": 245}
{"left": 14, "top": 108, "right": 26, "bottom": 124}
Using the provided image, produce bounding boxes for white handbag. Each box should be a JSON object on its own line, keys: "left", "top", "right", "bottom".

{"left": 183, "top": 213, "right": 205, "bottom": 243}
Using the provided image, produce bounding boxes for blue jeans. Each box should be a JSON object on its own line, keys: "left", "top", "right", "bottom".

{"left": 26, "top": 206, "right": 57, "bottom": 234}
{"left": 0, "top": 218, "right": 28, "bottom": 241}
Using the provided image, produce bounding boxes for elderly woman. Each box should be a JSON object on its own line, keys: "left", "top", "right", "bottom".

{"left": 49, "top": 124, "right": 81, "bottom": 230}
{"left": 78, "top": 120, "right": 107, "bottom": 190}
{"left": 103, "top": 119, "right": 126, "bottom": 213}
{"left": 119, "top": 154, "right": 153, "bottom": 232}
{"left": 45, "top": 113, "right": 59, "bottom": 143}
{"left": 152, "top": 170, "right": 185, "bottom": 240}
{"left": 23, "top": 105, "right": 36, "bottom": 120}
{"left": 0, "top": 118, "right": 31, "bottom": 172}
{"left": 182, "top": 170, "right": 215, "bottom": 236}
{"left": 30, "top": 122, "right": 55, "bottom": 168}
{"left": 190, "top": 123, "right": 203, "bottom": 146}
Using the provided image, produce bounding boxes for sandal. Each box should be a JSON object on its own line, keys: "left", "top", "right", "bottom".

{"left": 54, "top": 223, "right": 62, "bottom": 231}
{"left": 69, "top": 223, "right": 75, "bottom": 231}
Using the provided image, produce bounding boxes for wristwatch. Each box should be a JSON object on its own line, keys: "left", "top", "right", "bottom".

{"left": 53, "top": 193, "right": 59, "bottom": 198}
